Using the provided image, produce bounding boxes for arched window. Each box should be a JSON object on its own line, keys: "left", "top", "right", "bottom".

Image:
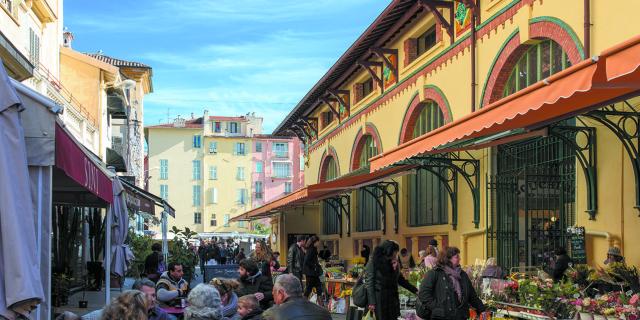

{"left": 412, "top": 101, "right": 445, "bottom": 138}
{"left": 324, "top": 157, "right": 338, "bottom": 181}
{"left": 503, "top": 39, "right": 571, "bottom": 97}
{"left": 353, "top": 134, "right": 382, "bottom": 232}
{"left": 409, "top": 102, "right": 448, "bottom": 227}
{"left": 319, "top": 155, "right": 339, "bottom": 183}
{"left": 356, "top": 135, "right": 379, "bottom": 170}
{"left": 320, "top": 155, "right": 340, "bottom": 234}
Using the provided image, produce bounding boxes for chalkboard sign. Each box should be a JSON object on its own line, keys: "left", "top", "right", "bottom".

{"left": 204, "top": 265, "right": 240, "bottom": 283}
{"left": 567, "top": 226, "right": 587, "bottom": 264}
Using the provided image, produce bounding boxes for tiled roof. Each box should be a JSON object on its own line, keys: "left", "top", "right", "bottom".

{"left": 273, "top": 0, "right": 417, "bottom": 135}
{"left": 146, "top": 118, "right": 203, "bottom": 129}
{"left": 209, "top": 116, "right": 246, "bottom": 121}
{"left": 253, "top": 134, "right": 295, "bottom": 140}
{"left": 85, "top": 53, "right": 151, "bottom": 69}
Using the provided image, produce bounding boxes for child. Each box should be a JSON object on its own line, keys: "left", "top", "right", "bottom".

{"left": 238, "top": 295, "right": 263, "bottom": 320}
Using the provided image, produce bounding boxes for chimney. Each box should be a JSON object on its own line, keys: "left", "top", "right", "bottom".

{"left": 203, "top": 109, "right": 210, "bottom": 132}
{"left": 63, "top": 28, "right": 74, "bottom": 48}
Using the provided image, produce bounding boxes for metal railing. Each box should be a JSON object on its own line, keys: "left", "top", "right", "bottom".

{"left": 36, "top": 63, "right": 97, "bottom": 126}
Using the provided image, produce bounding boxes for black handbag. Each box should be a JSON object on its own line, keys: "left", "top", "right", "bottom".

{"left": 351, "top": 277, "right": 368, "bottom": 308}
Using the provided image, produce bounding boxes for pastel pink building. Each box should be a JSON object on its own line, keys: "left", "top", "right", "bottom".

{"left": 251, "top": 135, "right": 304, "bottom": 208}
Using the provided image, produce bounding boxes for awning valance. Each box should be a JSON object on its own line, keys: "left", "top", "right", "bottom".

{"left": 370, "top": 34, "right": 640, "bottom": 172}
{"left": 55, "top": 122, "right": 114, "bottom": 203}
{"left": 119, "top": 177, "right": 175, "bottom": 217}
{"left": 237, "top": 165, "right": 415, "bottom": 221}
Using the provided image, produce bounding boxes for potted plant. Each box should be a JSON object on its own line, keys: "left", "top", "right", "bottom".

{"left": 51, "top": 273, "right": 71, "bottom": 307}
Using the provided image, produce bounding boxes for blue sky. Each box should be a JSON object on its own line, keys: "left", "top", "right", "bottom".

{"left": 64, "top": 1, "right": 390, "bottom": 133}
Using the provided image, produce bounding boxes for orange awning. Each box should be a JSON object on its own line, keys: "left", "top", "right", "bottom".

{"left": 370, "top": 35, "right": 640, "bottom": 172}
{"left": 238, "top": 165, "right": 416, "bottom": 220}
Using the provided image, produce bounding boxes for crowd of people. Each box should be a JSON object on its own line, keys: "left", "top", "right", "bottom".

{"left": 57, "top": 234, "right": 628, "bottom": 320}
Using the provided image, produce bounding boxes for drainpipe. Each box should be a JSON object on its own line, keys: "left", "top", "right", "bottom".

{"left": 586, "top": 230, "right": 614, "bottom": 248}
{"left": 584, "top": 0, "right": 590, "bottom": 57}
{"left": 460, "top": 228, "right": 486, "bottom": 265}
{"left": 471, "top": 4, "right": 477, "bottom": 112}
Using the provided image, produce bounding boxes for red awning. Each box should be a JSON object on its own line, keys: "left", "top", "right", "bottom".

{"left": 370, "top": 34, "right": 640, "bottom": 172}
{"left": 239, "top": 165, "right": 415, "bottom": 220}
{"left": 55, "top": 123, "right": 113, "bottom": 203}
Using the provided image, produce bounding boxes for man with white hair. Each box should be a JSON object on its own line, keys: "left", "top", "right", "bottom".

{"left": 262, "top": 274, "right": 330, "bottom": 320}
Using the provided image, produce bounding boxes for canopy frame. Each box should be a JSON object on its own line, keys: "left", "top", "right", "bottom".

{"left": 360, "top": 181, "right": 399, "bottom": 234}
{"left": 400, "top": 153, "right": 481, "bottom": 228}
{"left": 548, "top": 124, "right": 598, "bottom": 219}
{"left": 584, "top": 99, "right": 640, "bottom": 215}
{"left": 324, "top": 194, "right": 351, "bottom": 237}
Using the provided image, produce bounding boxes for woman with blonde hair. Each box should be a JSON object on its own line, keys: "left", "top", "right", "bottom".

{"left": 100, "top": 290, "right": 148, "bottom": 320}
{"left": 423, "top": 245, "right": 438, "bottom": 268}
{"left": 250, "top": 240, "right": 273, "bottom": 278}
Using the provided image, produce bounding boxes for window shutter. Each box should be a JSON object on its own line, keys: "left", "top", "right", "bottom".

{"left": 404, "top": 38, "right": 418, "bottom": 66}
{"left": 353, "top": 83, "right": 364, "bottom": 103}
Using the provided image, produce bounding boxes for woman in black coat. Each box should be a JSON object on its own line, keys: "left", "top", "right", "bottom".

{"left": 366, "top": 240, "right": 418, "bottom": 320}
{"left": 302, "top": 235, "right": 323, "bottom": 302}
{"left": 418, "top": 247, "right": 485, "bottom": 320}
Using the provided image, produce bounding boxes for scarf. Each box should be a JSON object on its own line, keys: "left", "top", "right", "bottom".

{"left": 222, "top": 292, "right": 239, "bottom": 318}
{"left": 443, "top": 265, "right": 463, "bottom": 302}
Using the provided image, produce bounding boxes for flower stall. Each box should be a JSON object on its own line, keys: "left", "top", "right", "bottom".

{"left": 475, "top": 262, "right": 640, "bottom": 320}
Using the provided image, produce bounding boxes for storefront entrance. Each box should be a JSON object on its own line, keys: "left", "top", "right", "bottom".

{"left": 488, "top": 132, "right": 577, "bottom": 271}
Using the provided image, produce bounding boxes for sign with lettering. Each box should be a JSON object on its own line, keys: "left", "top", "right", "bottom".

{"left": 567, "top": 226, "right": 587, "bottom": 264}
{"left": 55, "top": 124, "right": 113, "bottom": 203}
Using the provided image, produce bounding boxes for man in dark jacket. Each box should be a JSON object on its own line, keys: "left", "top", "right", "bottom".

{"left": 286, "top": 236, "right": 305, "bottom": 280}
{"left": 237, "top": 259, "right": 274, "bottom": 310}
{"left": 263, "top": 274, "right": 331, "bottom": 320}
{"left": 419, "top": 265, "right": 485, "bottom": 320}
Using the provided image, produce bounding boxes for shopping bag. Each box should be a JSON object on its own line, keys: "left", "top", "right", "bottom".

{"left": 309, "top": 292, "right": 319, "bottom": 305}
{"left": 362, "top": 310, "right": 376, "bottom": 320}
{"left": 352, "top": 277, "right": 368, "bottom": 307}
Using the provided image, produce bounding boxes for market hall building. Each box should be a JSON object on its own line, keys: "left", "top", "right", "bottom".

{"left": 234, "top": 0, "right": 640, "bottom": 269}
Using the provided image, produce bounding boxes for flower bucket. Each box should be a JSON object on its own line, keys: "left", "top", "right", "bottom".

{"left": 594, "top": 315, "right": 606, "bottom": 320}
{"left": 580, "top": 313, "right": 594, "bottom": 320}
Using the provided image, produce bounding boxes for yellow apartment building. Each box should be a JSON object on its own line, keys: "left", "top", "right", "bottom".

{"left": 146, "top": 111, "right": 262, "bottom": 234}
{"left": 242, "top": 0, "right": 640, "bottom": 269}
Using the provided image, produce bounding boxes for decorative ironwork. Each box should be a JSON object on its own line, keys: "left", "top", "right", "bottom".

{"left": 549, "top": 124, "right": 598, "bottom": 219}
{"left": 488, "top": 133, "right": 577, "bottom": 270}
{"left": 360, "top": 181, "right": 399, "bottom": 234}
{"left": 324, "top": 194, "right": 351, "bottom": 237}
{"left": 402, "top": 153, "right": 481, "bottom": 228}
{"left": 584, "top": 101, "right": 640, "bottom": 215}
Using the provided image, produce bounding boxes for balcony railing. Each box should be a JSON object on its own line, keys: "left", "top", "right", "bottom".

{"left": 255, "top": 192, "right": 263, "bottom": 199}
{"left": 36, "top": 63, "right": 97, "bottom": 127}
{"left": 274, "top": 151, "right": 289, "bottom": 159}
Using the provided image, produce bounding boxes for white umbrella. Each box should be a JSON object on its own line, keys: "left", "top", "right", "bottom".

{"left": 0, "top": 60, "right": 44, "bottom": 318}
{"left": 109, "top": 178, "right": 133, "bottom": 278}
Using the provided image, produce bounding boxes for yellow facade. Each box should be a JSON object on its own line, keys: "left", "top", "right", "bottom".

{"left": 267, "top": 0, "right": 640, "bottom": 268}
{"left": 202, "top": 136, "right": 253, "bottom": 233}
{"left": 146, "top": 121, "right": 255, "bottom": 234}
